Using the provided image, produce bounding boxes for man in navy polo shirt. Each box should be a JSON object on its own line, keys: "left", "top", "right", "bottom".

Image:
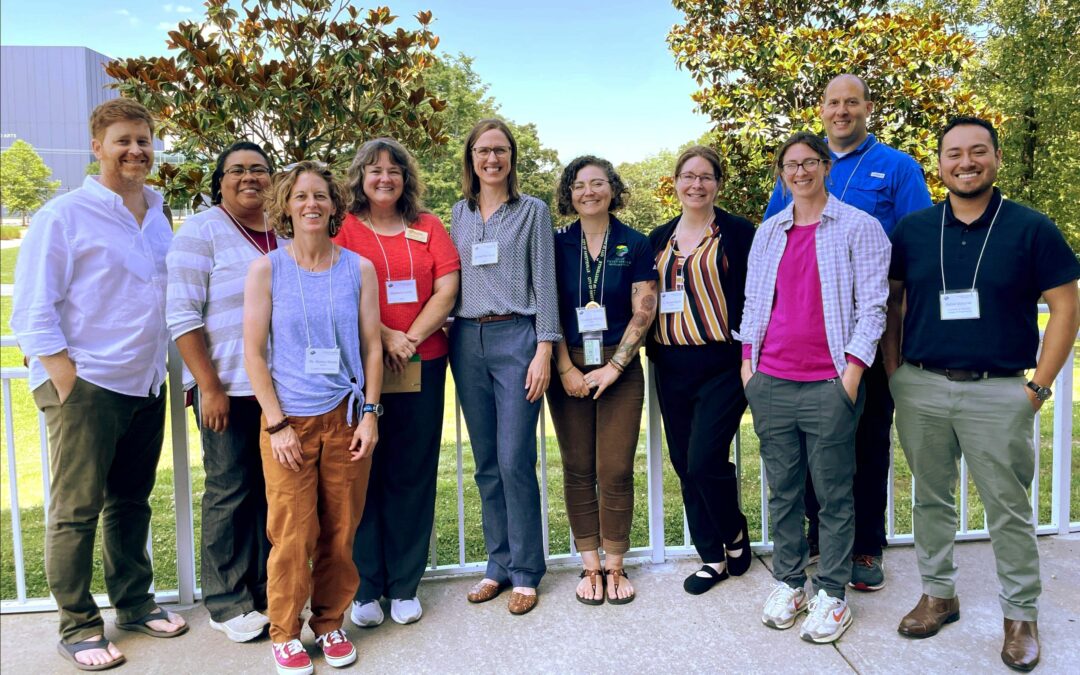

{"left": 884, "top": 117, "right": 1079, "bottom": 671}
{"left": 764, "top": 74, "right": 932, "bottom": 591}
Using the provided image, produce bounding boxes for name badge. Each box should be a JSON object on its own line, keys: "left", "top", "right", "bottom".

{"left": 575, "top": 305, "right": 608, "bottom": 333}
{"left": 660, "top": 290, "right": 686, "bottom": 314}
{"left": 472, "top": 241, "right": 499, "bottom": 266}
{"left": 939, "top": 290, "right": 980, "bottom": 320}
{"left": 583, "top": 335, "right": 603, "bottom": 366}
{"left": 305, "top": 347, "right": 341, "bottom": 374}
{"left": 404, "top": 227, "right": 429, "bottom": 243}
{"left": 123, "top": 248, "right": 153, "bottom": 282}
{"left": 386, "top": 279, "right": 419, "bottom": 304}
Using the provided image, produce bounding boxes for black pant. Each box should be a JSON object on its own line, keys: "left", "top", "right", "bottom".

{"left": 353, "top": 357, "right": 446, "bottom": 601}
{"left": 652, "top": 342, "right": 747, "bottom": 563}
{"left": 195, "top": 393, "right": 270, "bottom": 622}
{"left": 805, "top": 354, "right": 893, "bottom": 556}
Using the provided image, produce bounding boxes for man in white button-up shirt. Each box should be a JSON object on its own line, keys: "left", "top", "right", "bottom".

{"left": 11, "top": 98, "right": 188, "bottom": 670}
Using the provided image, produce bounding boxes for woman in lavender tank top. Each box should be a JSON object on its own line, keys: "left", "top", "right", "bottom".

{"left": 243, "top": 161, "right": 383, "bottom": 674}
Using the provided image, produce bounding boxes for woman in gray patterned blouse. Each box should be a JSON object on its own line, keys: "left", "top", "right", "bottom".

{"left": 449, "top": 118, "right": 562, "bottom": 616}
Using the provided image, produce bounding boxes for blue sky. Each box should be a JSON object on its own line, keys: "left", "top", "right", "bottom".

{"left": 0, "top": 0, "right": 711, "bottom": 165}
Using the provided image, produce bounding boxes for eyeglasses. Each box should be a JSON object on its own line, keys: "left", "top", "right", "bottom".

{"left": 224, "top": 165, "right": 271, "bottom": 177}
{"left": 571, "top": 179, "right": 610, "bottom": 193}
{"left": 781, "top": 158, "right": 824, "bottom": 175}
{"left": 472, "top": 146, "right": 511, "bottom": 159}
{"left": 676, "top": 172, "right": 717, "bottom": 185}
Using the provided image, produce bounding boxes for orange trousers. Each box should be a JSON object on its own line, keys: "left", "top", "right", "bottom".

{"left": 260, "top": 398, "right": 372, "bottom": 642}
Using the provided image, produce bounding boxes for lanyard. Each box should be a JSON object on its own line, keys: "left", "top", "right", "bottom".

{"left": 663, "top": 213, "right": 715, "bottom": 292}
{"left": 221, "top": 206, "right": 272, "bottom": 254}
{"left": 366, "top": 216, "right": 415, "bottom": 281}
{"left": 289, "top": 244, "right": 338, "bottom": 349}
{"left": 837, "top": 139, "right": 878, "bottom": 202}
{"left": 578, "top": 225, "right": 609, "bottom": 307}
{"left": 940, "top": 196, "right": 1003, "bottom": 292}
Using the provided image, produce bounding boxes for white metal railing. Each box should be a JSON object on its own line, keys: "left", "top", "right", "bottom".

{"left": 1, "top": 308, "right": 1076, "bottom": 612}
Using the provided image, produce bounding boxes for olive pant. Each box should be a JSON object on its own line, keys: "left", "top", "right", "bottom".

{"left": 34, "top": 377, "right": 165, "bottom": 644}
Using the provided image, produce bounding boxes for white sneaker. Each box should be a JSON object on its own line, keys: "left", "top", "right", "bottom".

{"left": 209, "top": 610, "right": 270, "bottom": 642}
{"left": 350, "top": 600, "right": 384, "bottom": 627}
{"left": 761, "top": 581, "right": 808, "bottom": 630}
{"left": 390, "top": 597, "right": 423, "bottom": 624}
{"left": 800, "top": 589, "right": 853, "bottom": 643}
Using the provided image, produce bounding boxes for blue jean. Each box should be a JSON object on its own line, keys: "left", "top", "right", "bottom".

{"left": 450, "top": 316, "right": 546, "bottom": 588}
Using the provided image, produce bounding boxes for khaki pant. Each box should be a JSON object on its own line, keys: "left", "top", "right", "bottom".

{"left": 890, "top": 363, "right": 1040, "bottom": 621}
{"left": 33, "top": 378, "right": 165, "bottom": 643}
{"left": 261, "top": 398, "right": 372, "bottom": 642}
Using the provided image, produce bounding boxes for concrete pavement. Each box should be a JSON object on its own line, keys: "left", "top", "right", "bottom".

{"left": 2, "top": 536, "right": 1077, "bottom": 674}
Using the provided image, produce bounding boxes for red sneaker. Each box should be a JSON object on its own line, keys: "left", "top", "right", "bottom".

{"left": 316, "top": 629, "right": 357, "bottom": 668}
{"left": 272, "top": 639, "right": 312, "bottom": 675}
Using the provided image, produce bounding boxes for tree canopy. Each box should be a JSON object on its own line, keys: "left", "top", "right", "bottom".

{"left": 0, "top": 140, "right": 60, "bottom": 225}
{"left": 667, "top": 0, "right": 996, "bottom": 222}
{"left": 106, "top": 0, "right": 447, "bottom": 207}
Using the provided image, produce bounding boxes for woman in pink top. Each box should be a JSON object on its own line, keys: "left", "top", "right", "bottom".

{"left": 736, "top": 131, "right": 890, "bottom": 645}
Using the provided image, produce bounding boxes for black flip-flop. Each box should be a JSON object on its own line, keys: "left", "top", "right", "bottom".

{"left": 683, "top": 564, "right": 729, "bottom": 595}
{"left": 57, "top": 638, "right": 127, "bottom": 671}
{"left": 115, "top": 608, "right": 189, "bottom": 638}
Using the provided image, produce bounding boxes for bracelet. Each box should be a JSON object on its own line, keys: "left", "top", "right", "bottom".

{"left": 265, "top": 418, "right": 290, "bottom": 434}
{"left": 558, "top": 364, "right": 574, "bottom": 376}
{"left": 608, "top": 359, "right": 625, "bottom": 373}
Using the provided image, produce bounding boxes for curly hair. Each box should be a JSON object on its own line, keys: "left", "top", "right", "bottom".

{"left": 346, "top": 137, "right": 427, "bottom": 222}
{"left": 265, "top": 161, "right": 348, "bottom": 238}
{"left": 556, "top": 155, "right": 629, "bottom": 217}
{"left": 210, "top": 141, "right": 274, "bottom": 206}
{"left": 461, "top": 118, "right": 519, "bottom": 211}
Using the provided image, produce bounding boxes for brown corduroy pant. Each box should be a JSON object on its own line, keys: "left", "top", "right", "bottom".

{"left": 260, "top": 398, "right": 372, "bottom": 642}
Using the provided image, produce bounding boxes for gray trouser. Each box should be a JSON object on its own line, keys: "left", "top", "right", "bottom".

{"left": 745, "top": 372, "right": 863, "bottom": 598}
{"left": 890, "top": 363, "right": 1040, "bottom": 621}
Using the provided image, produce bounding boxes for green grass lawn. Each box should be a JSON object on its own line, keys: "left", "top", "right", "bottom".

{"left": 2, "top": 344, "right": 1078, "bottom": 601}
{"left": 1, "top": 247, "right": 18, "bottom": 286}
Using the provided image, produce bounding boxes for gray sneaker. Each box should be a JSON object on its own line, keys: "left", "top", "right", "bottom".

{"left": 209, "top": 611, "right": 270, "bottom": 642}
{"left": 350, "top": 600, "right": 384, "bottom": 627}
{"left": 849, "top": 554, "right": 885, "bottom": 591}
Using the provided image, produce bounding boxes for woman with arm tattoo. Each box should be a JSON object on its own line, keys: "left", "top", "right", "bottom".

{"left": 547, "top": 156, "right": 658, "bottom": 605}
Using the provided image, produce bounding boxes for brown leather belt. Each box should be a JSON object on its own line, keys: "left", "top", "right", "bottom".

{"left": 913, "top": 362, "right": 1024, "bottom": 382}
{"left": 469, "top": 314, "right": 517, "bottom": 324}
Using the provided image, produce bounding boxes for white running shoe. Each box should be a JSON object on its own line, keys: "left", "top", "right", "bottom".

{"left": 761, "top": 581, "right": 808, "bottom": 630}
{"left": 209, "top": 610, "right": 270, "bottom": 642}
{"left": 350, "top": 600, "right": 384, "bottom": 627}
{"left": 800, "top": 589, "right": 853, "bottom": 644}
{"left": 390, "top": 597, "right": 423, "bottom": 624}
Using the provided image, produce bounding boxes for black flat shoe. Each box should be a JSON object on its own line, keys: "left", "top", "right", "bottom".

{"left": 683, "top": 564, "right": 729, "bottom": 595}
{"left": 726, "top": 518, "right": 752, "bottom": 577}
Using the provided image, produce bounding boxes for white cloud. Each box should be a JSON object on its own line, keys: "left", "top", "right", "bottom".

{"left": 114, "top": 9, "right": 141, "bottom": 26}
{"left": 163, "top": 3, "right": 174, "bottom": 11}
{"left": 176, "top": 5, "right": 193, "bottom": 12}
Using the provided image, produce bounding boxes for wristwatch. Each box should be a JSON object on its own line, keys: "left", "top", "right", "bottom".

{"left": 1026, "top": 380, "right": 1052, "bottom": 402}
{"left": 362, "top": 402, "right": 384, "bottom": 417}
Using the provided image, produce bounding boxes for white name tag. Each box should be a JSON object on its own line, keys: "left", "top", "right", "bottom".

{"left": 660, "top": 290, "right": 686, "bottom": 314}
{"left": 305, "top": 347, "right": 341, "bottom": 374}
{"left": 940, "top": 290, "right": 980, "bottom": 320}
{"left": 386, "top": 279, "right": 419, "bottom": 304}
{"left": 583, "top": 336, "right": 602, "bottom": 366}
{"left": 472, "top": 241, "right": 499, "bottom": 266}
{"left": 575, "top": 306, "right": 608, "bottom": 333}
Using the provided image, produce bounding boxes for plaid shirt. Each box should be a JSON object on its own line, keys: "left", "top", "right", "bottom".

{"left": 735, "top": 194, "right": 891, "bottom": 376}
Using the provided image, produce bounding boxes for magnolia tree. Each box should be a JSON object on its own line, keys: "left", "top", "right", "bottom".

{"left": 667, "top": 0, "right": 998, "bottom": 221}
{"left": 106, "top": 0, "right": 448, "bottom": 207}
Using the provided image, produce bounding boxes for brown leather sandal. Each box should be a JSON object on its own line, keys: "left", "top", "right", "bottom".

{"left": 606, "top": 568, "right": 635, "bottom": 605}
{"left": 576, "top": 568, "right": 605, "bottom": 606}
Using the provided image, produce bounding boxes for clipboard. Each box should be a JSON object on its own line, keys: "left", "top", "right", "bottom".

{"left": 383, "top": 354, "right": 422, "bottom": 393}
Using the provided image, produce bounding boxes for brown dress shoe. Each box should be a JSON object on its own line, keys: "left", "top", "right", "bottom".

{"left": 1001, "top": 619, "right": 1039, "bottom": 672}
{"left": 897, "top": 594, "right": 960, "bottom": 638}
{"left": 507, "top": 591, "right": 538, "bottom": 615}
{"left": 467, "top": 580, "right": 507, "bottom": 604}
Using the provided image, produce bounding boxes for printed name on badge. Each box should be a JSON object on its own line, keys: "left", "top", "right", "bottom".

{"left": 305, "top": 347, "right": 341, "bottom": 374}
{"left": 660, "top": 290, "right": 686, "bottom": 314}
{"left": 386, "top": 279, "right": 419, "bottom": 304}
{"left": 939, "top": 290, "right": 980, "bottom": 320}
{"left": 472, "top": 241, "right": 499, "bottom": 266}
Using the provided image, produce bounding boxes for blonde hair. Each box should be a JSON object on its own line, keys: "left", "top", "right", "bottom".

{"left": 265, "top": 161, "right": 348, "bottom": 238}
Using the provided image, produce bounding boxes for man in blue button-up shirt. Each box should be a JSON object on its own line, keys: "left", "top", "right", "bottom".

{"left": 763, "top": 74, "right": 932, "bottom": 593}
{"left": 11, "top": 98, "right": 188, "bottom": 670}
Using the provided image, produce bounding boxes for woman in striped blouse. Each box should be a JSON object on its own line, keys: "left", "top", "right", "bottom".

{"left": 645, "top": 146, "right": 756, "bottom": 595}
